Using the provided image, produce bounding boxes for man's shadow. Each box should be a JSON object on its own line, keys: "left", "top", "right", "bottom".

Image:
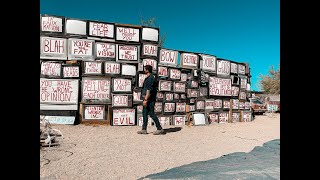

{"left": 163, "top": 127, "right": 182, "bottom": 134}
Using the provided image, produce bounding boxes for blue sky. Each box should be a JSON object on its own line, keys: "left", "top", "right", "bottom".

{"left": 40, "top": 0, "right": 279, "bottom": 91}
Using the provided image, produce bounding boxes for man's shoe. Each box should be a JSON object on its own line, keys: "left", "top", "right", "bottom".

{"left": 137, "top": 130, "right": 148, "bottom": 134}
{"left": 153, "top": 129, "right": 165, "bottom": 135}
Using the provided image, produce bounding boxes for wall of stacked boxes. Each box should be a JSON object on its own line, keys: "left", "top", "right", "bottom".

{"left": 40, "top": 14, "right": 253, "bottom": 127}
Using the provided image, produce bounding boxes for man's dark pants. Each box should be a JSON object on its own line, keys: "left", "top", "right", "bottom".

{"left": 142, "top": 101, "right": 162, "bottom": 130}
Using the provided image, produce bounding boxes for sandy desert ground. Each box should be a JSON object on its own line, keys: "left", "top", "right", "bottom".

{"left": 40, "top": 113, "right": 280, "bottom": 180}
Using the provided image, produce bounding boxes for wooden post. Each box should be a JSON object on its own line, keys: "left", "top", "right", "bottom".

{"left": 228, "top": 99, "right": 233, "bottom": 123}
{"left": 107, "top": 105, "right": 112, "bottom": 126}
{"left": 79, "top": 103, "right": 83, "bottom": 124}
{"left": 187, "top": 112, "right": 191, "bottom": 127}
{"left": 240, "top": 110, "right": 243, "bottom": 122}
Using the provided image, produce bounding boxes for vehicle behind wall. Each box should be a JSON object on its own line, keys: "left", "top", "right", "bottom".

{"left": 249, "top": 98, "right": 267, "bottom": 115}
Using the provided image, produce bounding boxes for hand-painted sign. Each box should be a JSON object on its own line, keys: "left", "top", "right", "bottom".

{"left": 159, "top": 48, "right": 178, "bottom": 67}
{"left": 199, "top": 54, "right": 216, "bottom": 73}
{"left": 238, "top": 64, "right": 246, "bottom": 75}
{"left": 173, "top": 115, "right": 186, "bottom": 126}
{"left": 68, "top": 38, "right": 94, "bottom": 60}
{"left": 112, "top": 94, "right": 132, "bottom": 107}
{"left": 112, "top": 108, "right": 136, "bottom": 125}
{"left": 176, "top": 102, "right": 186, "bottom": 112}
{"left": 169, "top": 68, "right": 181, "bottom": 80}
{"left": 63, "top": 66, "right": 79, "bottom": 78}
{"left": 142, "top": 44, "right": 158, "bottom": 57}
{"left": 223, "top": 100, "right": 230, "bottom": 109}
{"left": 88, "top": 21, "right": 114, "bottom": 39}
{"left": 217, "top": 60, "right": 230, "bottom": 76}
{"left": 142, "top": 59, "right": 157, "bottom": 71}
{"left": 83, "top": 105, "right": 105, "bottom": 120}
{"left": 205, "top": 99, "right": 215, "bottom": 110}
{"left": 164, "top": 102, "right": 175, "bottom": 113}
{"left": 41, "top": 61, "right": 62, "bottom": 77}
{"left": 214, "top": 99, "right": 222, "bottom": 109}
{"left": 112, "top": 78, "right": 132, "bottom": 93}
{"left": 82, "top": 78, "right": 111, "bottom": 102}
{"left": 104, "top": 62, "right": 121, "bottom": 75}
{"left": 173, "top": 82, "right": 186, "bottom": 93}
{"left": 230, "top": 63, "right": 238, "bottom": 74}
{"left": 208, "top": 113, "right": 219, "bottom": 124}
{"left": 209, "top": 77, "right": 232, "bottom": 96}
{"left": 158, "top": 66, "right": 168, "bottom": 77}
{"left": 117, "top": 44, "right": 139, "bottom": 63}
{"left": 159, "top": 80, "right": 173, "bottom": 92}
{"left": 232, "top": 99, "right": 239, "bottom": 109}
{"left": 40, "top": 36, "right": 67, "bottom": 60}
{"left": 95, "top": 42, "right": 116, "bottom": 59}
{"left": 219, "top": 112, "right": 229, "bottom": 123}
{"left": 180, "top": 53, "right": 198, "bottom": 69}
{"left": 116, "top": 26, "right": 140, "bottom": 42}
{"left": 84, "top": 61, "right": 102, "bottom": 75}
{"left": 41, "top": 15, "right": 63, "bottom": 33}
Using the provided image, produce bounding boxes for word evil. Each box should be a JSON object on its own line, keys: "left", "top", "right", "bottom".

{"left": 42, "top": 17, "right": 62, "bottom": 32}
{"left": 96, "top": 43, "right": 115, "bottom": 58}
{"left": 82, "top": 79, "right": 110, "bottom": 100}
{"left": 42, "top": 37, "right": 65, "bottom": 54}
{"left": 84, "top": 106, "right": 104, "bottom": 119}
{"left": 71, "top": 40, "right": 93, "bottom": 55}
{"left": 41, "top": 62, "right": 61, "bottom": 76}
{"left": 63, "top": 66, "right": 79, "bottom": 77}
{"left": 113, "top": 109, "right": 135, "bottom": 125}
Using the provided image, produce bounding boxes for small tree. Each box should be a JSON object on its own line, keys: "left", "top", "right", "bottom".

{"left": 139, "top": 16, "right": 166, "bottom": 47}
{"left": 258, "top": 65, "right": 280, "bottom": 94}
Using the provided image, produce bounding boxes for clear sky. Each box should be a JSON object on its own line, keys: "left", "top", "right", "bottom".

{"left": 40, "top": 0, "right": 279, "bottom": 91}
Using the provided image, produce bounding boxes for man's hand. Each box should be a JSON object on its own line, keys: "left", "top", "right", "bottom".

{"left": 143, "top": 100, "right": 147, "bottom": 107}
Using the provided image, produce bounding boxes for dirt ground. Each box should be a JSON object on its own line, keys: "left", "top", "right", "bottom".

{"left": 40, "top": 113, "right": 280, "bottom": 180}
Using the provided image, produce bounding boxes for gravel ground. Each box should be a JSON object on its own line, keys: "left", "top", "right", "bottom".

{"left": 40, "top": 113, "right": 280, "bottom": 180}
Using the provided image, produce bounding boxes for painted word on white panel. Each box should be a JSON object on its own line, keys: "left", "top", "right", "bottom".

{"left": 239, "top": 102, "right": 245, "bottom": 109}
{"left": 138, "top": 73, "right": 147, "bottom": 87}
{"left": 95, "top": 42, "right": 116, "bottom": 59}
{"left": 84, "top": 105, "right": 105, "bottom": 120}
{"left": 41, "top": 62, "right": 61, "bottom": 77}
{"left": 238, "top": 64, "right": 246, "bottom": 75}
{"left": 142, "top": 27, "right": 159, "bottom": 42}
{"left": 232, "top": 86, "right": 240, "bottom": 96}
{"left": 205, "top": 99, "right": 215, "bottom": 110}
{"left": 43, "top": 116, "right": 75, "bottom": 125}
{"left": 158, "top": 66, "right": 168, "bottom": 77}
{"left": 208, "top": 113, "right": 219, "bottom": 124}
{"left": 231, "top": 63, "right": 238, "bottom": 74}
{"left": 159, "top": 116, "right": 171, "bottom": 126}
{"left": 180, "top": 73, "right": 187, "bottom": 82}
{"left": 159, "top": 80, "right": 172, "bottom": 91}
{"left": 142, "top": 59, "right": 157, "bottom": 71}
{"left": 223, "top": 100, "right": 231, "bottom": 109}
{"left": 112, "top": 94, "right": 131, "bottom": 107}
{"left": 164, "top": 102, "right": 175, "bottom": 113}
{"left": 165, "top": 93, "right": 174, "bottom": 101}
{"left": 200, "top": 54, "right": 216, "bottom": 73}
{"left": 243, "top": 111, "right": 252, "bottom": 122}
{"left": 209, "top": 77, "right": 232, "bottom": 96}
{"left": 232, "top": 99, "right": 239, "bottom": 109}
{"left": 40, "top": 36, "right": 67, "bottom": 60}
{"left": 112, "top": 109, "right": 135, "bottom": 125}
{"left": 173, "top": 115, "right": 186, "bottom": 126}
{"left": 104, "top": 62, "right": 121, "bottom": 75}
{"left": 133, "top": 91, "right": 142, "bottom": 102}
{"left": 173, "top": 82, "right": 186, "bottom": 93}
{"left": 88, "top": 21, "right": 114, "bottom": 38}
{"left": 82, "top": 78, "right": 111, "bottom": 101}
{"left": 176, "top": 102, "right": 186, "bottom": 112}
{"left": 116, "top": 26, "right": 140, "bottom": 42}
{"left": 112, "top": 78, "right": 132, "bottom": 93}
{"left": 196, "top": 100, "right": 205, "bottom": 110}
{"left": 41, "top": 16, "right": 63, "bottom": 33}
{"left": 40, "top": 78, "right": 79, "bottom": 104}
{"left": 181, "top": 53, "right": 198, "bottom": 69}
{"left": 219, "top": 112, "right": 229, "bottom": 123}
{"left": 142, "top": 44, "right": 158, "bottom": 57}
{"left": 65, "top": 19, "right": 86, "bottom": 35}
{"left": 84, "top": 61, "right": 102, "bottom": 75}
{"left": 68, "top": 38, "right": 94, "bottom": 60}
{"left": 121, "top": 64, "right": 136, "bottom": 76}
{"left": 240, "top": 77, "right": 247, "bottom": 89}
{"left": 217, "top": 60, "right": 230, "bottom": 76}
{"left": 232, "top": 112, "right": 240, "bottom": 122}
{"left": 214, "top": 99, "right": 223, "bottom": 109}
{"left": 63, "top": 66, "right": 79, "bottom": 78}
{"left": 117, "top": 44, "right": 139, "bottom": 63}
{"left": 159, "top": 48, "right": 178, "bottom": 66}
{"left": 169, "top": 69, "right": 181, "bottom": 80}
